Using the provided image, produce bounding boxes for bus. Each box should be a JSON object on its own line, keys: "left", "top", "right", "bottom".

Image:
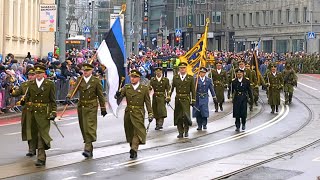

{"left": 66, "top": 35, "right": 86, "bottom": 50}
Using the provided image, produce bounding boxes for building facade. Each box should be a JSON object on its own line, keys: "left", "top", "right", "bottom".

{"left": 0, "top": 0, "right": 56, "bottom": 60}
{"left": 227, "top": 0, "right": 320, "bottom": 53}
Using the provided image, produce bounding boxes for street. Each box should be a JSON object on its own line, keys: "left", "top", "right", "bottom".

{"left": 0, "top": 73, "right": 320, "bottom": 180}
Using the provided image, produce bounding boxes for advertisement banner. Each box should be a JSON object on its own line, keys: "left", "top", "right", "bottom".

{"left": 39, "top": 4, "right": 57, "bottom": 32}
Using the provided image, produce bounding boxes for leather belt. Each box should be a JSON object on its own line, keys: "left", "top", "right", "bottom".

{"left": 127, "top": 105, "right": 144, "bottom": 109}
{"left": 28, "top": 102, "right": 49, "bottom": 107}
{"left": 79, "top": 99, "right": 97, "bottom": 105}
{"left": 176, "top": 93, "right": 189, "bottom": 97}
{"left": 154, "top": 92, "right": 165, "bottom": 95}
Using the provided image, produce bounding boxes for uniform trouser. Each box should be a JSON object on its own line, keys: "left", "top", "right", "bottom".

{"left": 284, "top": 92, "right": 293, "bottom": 103}
{"left": 271, "top": 105, "right": 279, "bottom": 112}
{"left": 254, "top": 87, "right": 259, "bottom": 103}
{"left": 156, "top": 118, "right": 164, "bottom": 127}
{"left": 177, "top": 117, "right": 189, "bottom": 134}
{"left": 196, "top": 116, "right": 207, "bottom": 127}
{"left": 235, "top": 118, "right": 246, "bottom": 128}
{"left": 162, "top": 68, "right": 168, "bottom": 77}
{"left": 84, "top": 142, "right": 93, "bottom": 152}
{"left": 28, "top": 119, "right": 39, "bottom": 153}
{"left": 130, "top": 129, "right": 140, "bottom": 151}
{"left": 37, "top": 133, "right": 46, "bottom": 161}
{"left": 214, "top": 102, "right": 223, "bottom": 110}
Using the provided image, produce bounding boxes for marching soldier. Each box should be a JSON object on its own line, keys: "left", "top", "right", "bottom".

{"left": 232, "top": 69, "right": 253, "bottom": 132}
{"left": 25, "top": 65, "right": 57, "bottom": 166}
{"left": 244, "top": 62, "right": 257, "bottom": 110}
{"left": 210, "top": 61, "right": 228, "bottom": 112}
{"left": 66, "top": 63, "right": 107, "bottom": 158}
{"left": 265, "top": 63, "right": 284, "bottom": 113}
{"left": 227, "top": 64, "right": 236, "bottom": 99}
{"left": 149, "top": 67, "right": 171, "bottom": 130}
{"left": 169, "top": 62, "right": 196, "bottom": 138}
{"left": 115, "top": 69, "right": 153, "bottom": 159}
{"left": 11, "top": 67, "right": 37, "bottom": 157}
{"left": 193, "top": 67, "right": 216, "bottom": 130}
{"left": 283, "top": 63, "right": 297, "bottom": 105}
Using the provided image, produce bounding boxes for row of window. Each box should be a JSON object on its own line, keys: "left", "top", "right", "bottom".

{"left": 175, "top": 12, "right": 222, "bottom": 27}
{"left": 230, "top": 7, "right": 309, "bottom": 28}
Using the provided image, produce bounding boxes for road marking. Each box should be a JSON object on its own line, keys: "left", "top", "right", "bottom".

{"left": 298, "top": 82, "right": 318, "bottom": 91}
{"left": 82, "top": 172, "right": 96, "bottom": 176}
{"left": 115, "top": 104, "right": 289, "bottom": 167}
{"left": 0, "top": 122, "right": 20, "bottom": 127}
{"left": 62, "top": 122, "right": 78, "bottom": 126}
{"left": 47, "top": 148, "right": 62, "bottom": 151}
{"left": 62, "top": 117, "right": 78, "bottom": 121}
{"left": 4, "top": 132, "right": 21, "bottom": 136}
{"left": 102, "top": 168, "right": 114, "bottom": 171}
{"left": 95, "top": 140, "right": 113, "bottom": 144}
{"left": 62, "top": 177, "right": 77, "bottom": 180}
{"left": 312, "top": 156, "right": 320, "bottom": 161}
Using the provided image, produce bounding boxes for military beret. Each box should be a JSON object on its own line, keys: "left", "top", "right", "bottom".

{"left": 34, "top": 65, "right": 46, "bottom": 73}
{"left": 178, "top": 62, "right": 188, "bottom": 68}
{"left": 130, "top": 69, "right": 142, "bottom": 77}
{"left": 199, "top": 67, "right": 207, "bottom": 73}
{"left": 82, "top": 63, "right": 94, "bottom": 71}
{"left": 26, "top": 67, "right": 35, "bottom": 74}
{"left": 155, "top": 67, "right": 163, "bottom": 71}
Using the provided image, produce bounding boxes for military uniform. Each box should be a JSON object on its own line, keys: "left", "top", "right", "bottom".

{"left": 244, "top": 63, "right": 258, "bottom": 109}
{"left": 170, "top": 62, "right": 196, "bottom": 138}
{"left": 116, "top": 70, "right": 153, "bottom": 159}
{"left": 193, "top": 67, "right": 216, "bottom": 130}
{"left": 210, "top": 61, "right": 228, "bottom": 112}
{"left": 25, "top": 65, "right": 57, "bottom": 166}
{"left": 227, "top": 66, "right": 236, "bottom": 99}
{"left": 264, "top": 64, "right": 284, "bottom": 113}
{"left": 149, "top": 67, "right": 171, "bottom": 130}
{"left": 67, "top": 64, "right": 107, "bottom": 158}
{"left": 232, "top": 69, "right": 253, "bottom": 131}
{"left": 11, "top": 68, "right": 37, "bottom": 157}
{"left": 283, "top": 64, "right": 297, "bottom": 105}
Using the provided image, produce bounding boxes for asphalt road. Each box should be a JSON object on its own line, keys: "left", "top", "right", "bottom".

{"left": 0, "top": 73, "right": 318, "bottom": 180}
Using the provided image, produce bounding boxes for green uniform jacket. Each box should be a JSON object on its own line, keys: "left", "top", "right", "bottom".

{"left": 210, "top": 69, "right": 227, "bottom": 103}
{"left": 25, "top": 79, "right": 57, "bottom": 149}
{"left": 283, "top": 69, "right": 297, "bottom": 93}
{"left": 150, "top": 77, "right": 171, "bottom": 119}
{"left": 170, "top": 74, "right": 196, "bottom": 125}
{"left": 264, "top": 72, "right": 284, "bottom": 106}
{"left": 68, "top": 76, "right": 106, "bottom": 143}
{"left": 11, "top": 82, "right": 32, "bottom": 141}
{"left": 119, "top": 84, "right": 153, "bottom": 144}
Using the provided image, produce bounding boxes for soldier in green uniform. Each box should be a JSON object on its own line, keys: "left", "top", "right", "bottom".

{"left": 66, "top": 63, "right": 107, "bottom": 158}
{"left": 283, "top": 63, "right": 297, "bottom": 105}
{"left": 25, "top": 65, "right": 57, "bottom": 166}
{"left": 244, "top": 62, "right": 257, "bottom": 110}
{"left": 115, "top": 69, "right": 153, "bottom": 159}
{"left": 149, "top": 67, "right": 171, "bottom": 130}
{"left": 11, "top": 68, "right": 37, "bottom": 157}
{"left": 265, "top": 63, "right": 284, "bottom": 113}
{"left": 210, "top": 61, "right": 228, "bottom": 112}
{"left": 169, "top": 62, "right": 196, "bottom": 138}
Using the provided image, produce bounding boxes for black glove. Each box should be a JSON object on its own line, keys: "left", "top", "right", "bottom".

{"left": 114, "top": 91, "right": 121, "bottom": 99}
{"left": 48, "top": 112, "right": 56, "bottom": 121}
{"left": 213, "top": 97, "right": 217, "bottom": 103}
{"left": 65, "top": 97, "right": 72, "bottom": 105}
{"left": 148, "top": 117, "right": 153, "bottom": 122}
{"left": 101, "top": 110, "right": 108, "bottom": 117}
{"left": 20, "top": 100, "right": 25, "bottom": 106}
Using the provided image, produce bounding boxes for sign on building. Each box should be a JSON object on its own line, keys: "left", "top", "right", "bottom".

{"left": 39, "top": 4, "right": 57, "bottom": 32}
{"left": 308, "top": 32, "right": 316, "bottom": 39}
{"left": 110, "top": 14, "right": 124, "bottom": 35}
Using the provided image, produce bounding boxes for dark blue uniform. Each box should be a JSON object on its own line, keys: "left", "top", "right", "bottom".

{"left": 193, "top": 76, "right": 216, "bottom": 130}
{"left": 231, "top": 77, "right": 253, "bottom": 131}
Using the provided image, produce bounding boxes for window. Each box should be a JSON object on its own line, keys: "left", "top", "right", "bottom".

{"left": 243, "top": 13, "right": 246, "bottom": 27}
{"left": 255, "top": 12, "right": 259, "bottom": 25}
{"left": 263, "top": 11, "right": 266, "bottom": 25}
{"left": 212, "top": 12, "right": 221, "bottom": 24}
{"left": 303, "top": 7, "right": 307, "bottom": 22}
{"left": 278, "top": 10, "right": 282, "bottom": 24}
{"left": 286, "top": 9, "right": 290, "bottom": 23}
{"left": 230, "top": 14, "right": 234, "bottom": 27}
{"left": 270, "top": 10, "right": 273, "bottom": 25}
{"left": 200, "top": 14, "right": 205, "bottom": 26}
{"left": 197, "top": 0, "right": 206, "bottom": 4}
{"left": 294, "top": 8, "right": 299, "bottom": 23}
{"left": 249, "top": 13, "right": 252, "bottom": 26}
{"left": 237, "top": 14, "right": 240, "bottom": 27}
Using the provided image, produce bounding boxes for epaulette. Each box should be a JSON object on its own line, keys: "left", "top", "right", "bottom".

{"left": 245, "top": 77, "right": 249, "bottom": 80}
{"left": 125, "top": 84, "right": 131, "bottom": 87}
{"left": 151, "top": 77, "right": 155, "bottom": 80}
{"left": 232, "top": 78, "right": 236, "bottom": 81}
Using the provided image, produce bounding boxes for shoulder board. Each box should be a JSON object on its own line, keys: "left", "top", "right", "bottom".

{"left": 151, "top": 77, "right": 155, "bottom": 80}
{"left": 125, "top": 84, "right": 131, "bottom": 87}
{"left": 232, "top": 78, "right": 236, "bottom": 81}
{"left": 245, "top": 77, "right": 249, "bottom": 80}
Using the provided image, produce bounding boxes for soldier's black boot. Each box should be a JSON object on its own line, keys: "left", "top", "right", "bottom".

{"left": 26, "top": 151, "right": 36, "bottom": 157}
{"left": 184, "top": 132, "right": 189, "bottom": 137}
{"left": 214, "top": 102, "right": 218, "bottom": 112}
{"left": 219, "top": 103, "right": 223, "bottom": 111}
{"left": 177, "top": 133, "right": 183, "bottom": 138}
{"left": 289, "top": 93, "right": 293, "bottom": 104}
{"left": 255, "top": 101, "right": 258, "bottom": 106}
{"left": 35, "top": 159, "right": 46, "bottom": 167}
{"left": 82, "top": 151, "right": 93, "bottom": 158}
{"left": 271, "top": 105, "right": 275, "bottom": 114}
{"left": 276, "top": 105, "right": 279, "bottom": 112}
{"left": 129, "top": 149, "right": 137, "bottom": 159}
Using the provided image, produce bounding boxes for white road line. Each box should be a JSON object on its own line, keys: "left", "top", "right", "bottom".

{"left": 4, "top": 132, "right": 21, "bottom": 136}
{"left": 102, "top": 168, "right": 114, "bottom": 171}
{"left": 115, "top": 104, "right": 289, "bottom": 167}
{"left": 0, "top": 122, "right": 20, "bottom": 127}
{"left": 312, "top": 156, "right": 320, "bottom": 161}
{"left": 82, "top": 172, "right": 96, "bottom": 176}
{"left": 47, "top": 148, "right": 62, "bottom": 151}
{"left": 298, "top": 82, "right": 318, "bottom": 91}
{"left": 95, "top": 140, "right": 112, "bottom": 144}
{"left": 62, "top": 122, "right": 78, "bottom": 126}
{"left": 62, "top": 117, "right": 78, "bottom": 121}
{"left": 62, "top": 177, "right": 77, "bottom": 180}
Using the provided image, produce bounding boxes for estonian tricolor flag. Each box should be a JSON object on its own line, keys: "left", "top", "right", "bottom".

{"left": 97, "top": 17, "right": 126, "bottom": 116}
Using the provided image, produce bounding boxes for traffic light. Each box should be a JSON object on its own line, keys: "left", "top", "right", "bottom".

{"left": 175, "top": 37, "right": 180, "bottom": 43}
{"left": 87, "top": 38, "right": 91, "bottom": 49}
